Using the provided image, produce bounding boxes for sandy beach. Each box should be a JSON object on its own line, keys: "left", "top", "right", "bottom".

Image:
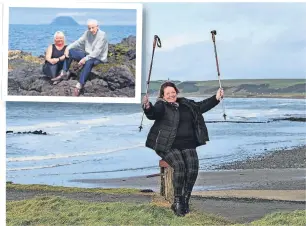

{"left": 69, "top": 145, "right": 306, "bottom": 194}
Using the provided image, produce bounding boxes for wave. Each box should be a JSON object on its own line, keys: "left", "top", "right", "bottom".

{"left": 70, "top": 117, "right": 110, "bottom": 125}
{"left": 7, "top": 143, "right": 144, "bottom": 162}
{"left": 7, "top": 162, "right": 77, "bottom": 171}
{"left": 72, "top": 165, "right": 159, "bottom": 175}
{"left": 36, "top": 165, "right": 159, "bottom": 177}
{"left": 7, "top": 117, "right": 111, "bottom": 132}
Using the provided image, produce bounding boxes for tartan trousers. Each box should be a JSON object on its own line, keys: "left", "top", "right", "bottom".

{"left": 158, "top": 148, "right": 199, "bottom": 196}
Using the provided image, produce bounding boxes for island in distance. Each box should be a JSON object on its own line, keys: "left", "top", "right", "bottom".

{"left": 50, "top": 16, "right": 79, "bottom": 26}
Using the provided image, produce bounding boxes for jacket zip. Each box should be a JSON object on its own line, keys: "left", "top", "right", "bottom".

{"left": 154, "top": 130, "right": 161, "bottom": 150}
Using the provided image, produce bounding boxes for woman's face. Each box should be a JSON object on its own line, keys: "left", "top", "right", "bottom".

{"left": 54, "top": 35, "right": 64, "bottom": 46}
{"left": 163, "top": 86, "right": 177, "bottom": 103}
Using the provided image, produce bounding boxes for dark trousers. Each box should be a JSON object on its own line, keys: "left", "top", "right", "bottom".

{"left": 158, "top": 148, "right": 199, "bottom": 196}
{"left": 63, "top": 48, "right": 101, "bottom": 85}
{"left": 42, "top": 61, "right": 63, "bottom": 78}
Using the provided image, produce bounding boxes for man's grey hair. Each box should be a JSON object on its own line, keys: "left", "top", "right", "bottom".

{"left": 53, "top": 31, "right": 65, "bottom": 39}
{"left": 87, "top": 19, "right": 98, "bottom": 26}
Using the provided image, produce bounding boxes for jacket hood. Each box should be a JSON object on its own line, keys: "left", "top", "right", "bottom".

{"left": 156, "top": 97, "right": 179, "bottom": 107}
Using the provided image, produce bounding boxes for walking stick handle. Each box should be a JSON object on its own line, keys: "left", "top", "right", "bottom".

{"left": 139, "top": 35, "right": 162, "bottom": 132}
{"left": 210, "top": 30, "right": 227, "bottom": 120}
{"left": 154, "top": 35, "right": 162, "bottom": 48}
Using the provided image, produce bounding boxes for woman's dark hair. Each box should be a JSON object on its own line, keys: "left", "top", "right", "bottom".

{"left": 159, "top": 82, "right": 179, "bottom": 98}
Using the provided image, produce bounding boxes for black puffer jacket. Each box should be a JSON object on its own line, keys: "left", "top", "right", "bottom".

{"left": 144, "top": 95, "right": 220, "bottom": 153}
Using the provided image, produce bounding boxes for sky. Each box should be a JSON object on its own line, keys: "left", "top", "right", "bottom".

{"left": 7, "top": 2, "right": 306, "bottom": 82}
{"left": 142, "top": 2, "right": 306, "bottom": 82}
{"left": 9, "top": 7, "right": 137, "bottom": 26}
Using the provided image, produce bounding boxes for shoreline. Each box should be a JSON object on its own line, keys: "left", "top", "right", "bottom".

{"left": 7, "top": 145, "right": 306, "bottom": 202}
{"left": 214, "top": 145, "right": 306, "bottom": 170}
{"left": 8, "top": 145, "right": 305, "bottom": 191}
{"left": 68, "top": 145, "right": 306, "bottom": 195}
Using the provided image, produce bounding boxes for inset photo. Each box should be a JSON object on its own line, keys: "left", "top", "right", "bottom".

{"left": 2, "top": 2, "right": 142, "bottom": 103}
{"left": 0, "top": 3, "right": 3, "bottom": 101}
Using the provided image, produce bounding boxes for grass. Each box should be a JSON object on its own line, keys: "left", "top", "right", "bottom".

{"left": 22, "top": 55, "right": 44, "bottom": 64}
{"left": 148, "top": 79, "right": 306, "bottom": 98}
{"left": 94, "top": 62, "right": 120, "bottom": 74}
{"left": 6, "top": 196, "right": 306, "bottom": 226}
{"left": 235, "top": 210, "right": 306, "bottom": 226}
{"left": 6, "top": 196, "right": 232, "bottom": 226}
{"left": 94, "top": 62, "right": 135, "bottom": 77}
{"left": 6, "top": 182, "right": 140, "bottom": 195}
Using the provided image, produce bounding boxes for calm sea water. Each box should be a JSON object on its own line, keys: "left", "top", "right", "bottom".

{"left": 6, "top": 97, "right": 306, "bottom": 188}
{"left": 9, "top": 24, "right": 136, "bottom": 56}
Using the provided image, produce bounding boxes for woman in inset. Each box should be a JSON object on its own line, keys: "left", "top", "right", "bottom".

{"left": 42, "top": 31, "right": 67, "bottom": 81}
{"left": 142, "top": 81, "right": 224, "bottom": 217}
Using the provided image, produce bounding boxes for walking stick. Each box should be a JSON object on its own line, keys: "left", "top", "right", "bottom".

{"left": 211, "top": 30, "right": 227, "bottom": 120}
{"left": 138, "top": 35, "right": 162, "bottom": 132}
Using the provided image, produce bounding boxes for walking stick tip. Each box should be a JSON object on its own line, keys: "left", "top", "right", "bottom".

{"left": 223, "top": 113, "right": 227, "bottom": 121}
{"left": 211, "top": 30, "right": 217, "bottom": 35}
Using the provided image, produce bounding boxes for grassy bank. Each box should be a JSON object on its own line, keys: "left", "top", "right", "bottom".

{"left": 6, "top": 182, "right": 140, "bottom": 194}
{"left": 6, "top": 196, "right": 305, "bottom": 226}
{"left": 148, "top": 79, "right": 306, "bottom": 99}
{"left": 243, "top": 210, "right": 306, "bottom": 226}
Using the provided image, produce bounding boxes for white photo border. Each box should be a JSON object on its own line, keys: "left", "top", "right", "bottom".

{"left": 2, "top": 2, "right": 143, "bottom": 104}
{"left": 0, "top": 2, "right": 5, "bottom": 225}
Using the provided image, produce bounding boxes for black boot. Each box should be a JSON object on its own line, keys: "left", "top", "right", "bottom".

{"left": 183, "top": 192, "right": 191, "bottom": 214}
{"left": 171, "top": 196, "right": 185, "bottom": 217}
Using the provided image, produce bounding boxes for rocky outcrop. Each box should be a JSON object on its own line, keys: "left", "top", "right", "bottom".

{"left": 6, "top": 130, "right": 48, "bottom": 135}
{"left": 50, "top": 16, "right": 79, "bottom": 26}
{"left": 8, "top": 36, "right": 136, "bottom": 97}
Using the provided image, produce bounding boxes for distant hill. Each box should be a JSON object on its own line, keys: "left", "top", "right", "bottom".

{"left": 50, "top": 16, "right": 79, "bottom": 26}
{"left": 146, "top": 79, "right": 306, "bottom": 99}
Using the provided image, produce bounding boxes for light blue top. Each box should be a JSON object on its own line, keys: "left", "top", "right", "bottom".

{"left": 67, "top": 29, "right": 108, "bottom": 63}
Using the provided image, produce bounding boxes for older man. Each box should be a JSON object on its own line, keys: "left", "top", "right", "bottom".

{"left": 52, "top": 19, "right": 108, "bottom": 96}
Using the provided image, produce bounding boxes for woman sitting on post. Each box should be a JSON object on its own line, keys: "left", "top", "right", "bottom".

{"left": 42, "top": 31, "right": 67, "bottom": 81}
{"left": 142, "top": 81, "right": 224, "bottom": 217}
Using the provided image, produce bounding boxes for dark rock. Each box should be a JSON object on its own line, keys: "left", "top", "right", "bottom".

{"left": 105, "top": 65, "right": 135, "bottom": 90}
{"left": 126, "top": 49, "right": 136, "bottom": 60}
{"left": 120, "top": 35, "right": 136, "bottom": 48}
{"left": 6, "top": 130, "right": 48, "bottom": 135}
{"left": 272, "top": 117, "right": 306, "bottom": 122}
{"left": 140, "top": 189, "right": 154, "bottom": 193}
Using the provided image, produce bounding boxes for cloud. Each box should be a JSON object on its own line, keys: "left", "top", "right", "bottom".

{"left": 56, "top": 12, "right": 88, "bottom": 17}
{"left": 156, "top": 34, "right": 206, "bottom": 52}
{"left": 147, "top": 16, "right": 290, "bottom": 54}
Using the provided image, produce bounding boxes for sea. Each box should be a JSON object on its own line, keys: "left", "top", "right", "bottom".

{"left": 6, "top": 97, "right": 306, "bottom": 188}
{"left": 9, "top": 24, "right": 136, "bottom": 56}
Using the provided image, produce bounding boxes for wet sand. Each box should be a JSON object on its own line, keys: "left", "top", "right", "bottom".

{"left": 70, "top": 146, "right": 306, "bottom": 201}
{"left": 70, "top": 168, "right": 305, "bottom": 200}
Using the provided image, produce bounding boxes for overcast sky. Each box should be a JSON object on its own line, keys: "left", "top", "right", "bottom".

{"left": 7, "top": 2, "right": 306, "bottom": 81}
{"left": 9, "top": 7, "right": 137, "bottom": 26}
{"left": 142, "top": 2, "right": 306, "bottom": 81}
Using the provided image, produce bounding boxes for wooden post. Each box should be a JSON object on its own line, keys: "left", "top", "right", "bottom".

{"left": 160, "top": 165, "right": 165, "bottom": 196}
{"left": 159, "top": 160, "right": 174, "bottom": 202}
